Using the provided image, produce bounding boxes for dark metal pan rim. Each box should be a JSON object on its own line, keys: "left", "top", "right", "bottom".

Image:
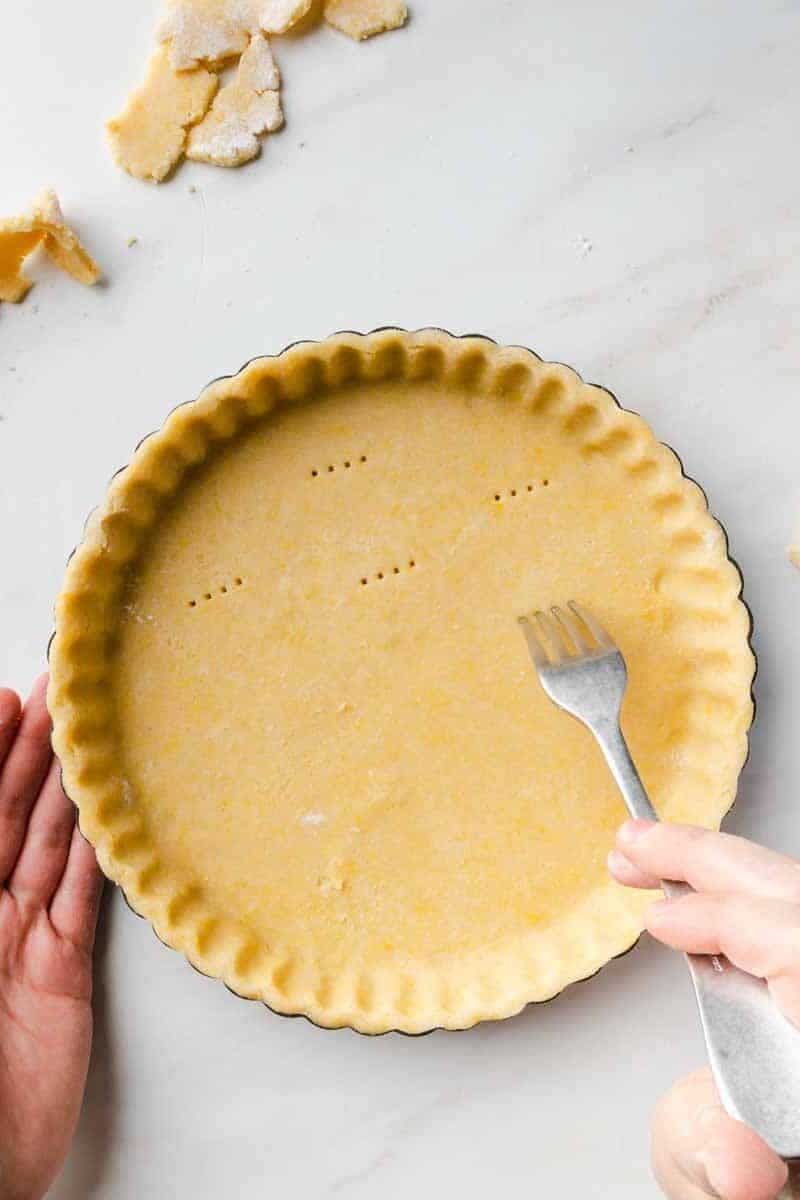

{"left": 47, "top": 326, "right": 757, "bottom": 1038}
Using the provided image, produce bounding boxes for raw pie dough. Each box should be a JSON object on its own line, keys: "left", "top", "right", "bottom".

{"left": 186, "top": 33, "right": 283, "bottom": 166}
{"left": 106, "top": 46, "right": 219, "bottom": 183}
{"left": 48, "top": 330, "right": 754, "bottom": 1033}
{"left": 0, "top": 189, "right": 101, "bottom": 302}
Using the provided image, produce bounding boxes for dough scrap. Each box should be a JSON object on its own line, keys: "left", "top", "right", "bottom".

{"left": 0, "top": 223, "right": 44, "bottom": 303}
{"left": 186, "top": 34, "right": 283, "bottom": 166}
{"left": 109, "top": 0, "right": 409, "bottom": 181}
{"left": 259, "top": 0, "right": 313, "bottom": 34}
{"left": 234, "top": 30, "right": 281, "bottom": 89}
{"left": 159, "top": 0, "right": 311, "bottom": 69}
{"left": 29, "top": 189, "right": 102, "bottom": 286}
{"left": 107, "top": 45, "right": 218, "bottom": 182}
{"left": 0, "top": 190, "right": 101, "bottom": 303}
{"left": 323, "top": 0, "right": 407, "bottom": 40}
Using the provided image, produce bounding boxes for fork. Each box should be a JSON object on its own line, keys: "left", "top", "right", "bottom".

{"left": 519, "top": 601, "right": 800, "bottom": 1160}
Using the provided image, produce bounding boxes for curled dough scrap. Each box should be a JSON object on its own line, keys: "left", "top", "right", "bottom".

{"left": 0, "top": 189, "right": 100, "bottom": 302}
{"left": 0, "top": 225, "right": 44, "bottom": 303}
{"left": 28, "top": 190, "right": 101, "bottom": 286}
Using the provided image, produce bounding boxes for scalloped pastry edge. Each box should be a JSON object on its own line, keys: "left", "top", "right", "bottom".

{"left": 48, "top": 328, "right": 755, "bottom": 1034}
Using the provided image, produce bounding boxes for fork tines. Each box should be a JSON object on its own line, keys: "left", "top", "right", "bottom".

{"left": 518, "top": 601, "right": 614, "bottom": 667}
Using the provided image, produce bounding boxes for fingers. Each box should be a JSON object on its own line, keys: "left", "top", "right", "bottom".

{"left": 646, "top": 891, "right": 800, "bottom": 1027}
{"left": 0, "top": 675, "right": 53, "bottom": 884}
{"left": 49, "top": 824, "right": 103, "bottom": 953}
{"left": 611, "top": 820, "right": 800, "bottom": 904}
{"left": 0, "top": 674, "right": 104, "bottom": 949}
{"left": 0, "top": 688, "right": 22, "bottom": 768}
{"left": 608, "top": 847, "right": 662, "bottom": 890}
{"left": 7, "top": 758, "right": 75, "bottom": 908}
{"left": 652, "top": 1068, "right": 787, "bottom": 1200}
{"left": 613, "top": 821, "right": 797, "bottom": 1197}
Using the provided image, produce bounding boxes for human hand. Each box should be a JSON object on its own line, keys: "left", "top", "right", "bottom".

{"left": 609, "top": 819, "right": 799, "bottom": 1200}
{"left": 0, "top": 676, "right": 103, "bottom": 1200}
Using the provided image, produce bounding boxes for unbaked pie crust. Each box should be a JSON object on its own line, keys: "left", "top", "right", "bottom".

{"left": 48, "top": 329, "right": 754, "bottom": 1033}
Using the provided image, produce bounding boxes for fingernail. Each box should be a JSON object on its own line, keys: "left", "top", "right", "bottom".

{"left": 607, "top": 848, "right": 633, "bottom": 874}
{"left": 646, "top": 899, "right": 669, "bottom": 919}
{"left": 618, "top": 818, "right": 655, "bottom": 845}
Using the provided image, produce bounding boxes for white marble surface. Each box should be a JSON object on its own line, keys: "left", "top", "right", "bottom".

{"left": 2, "top": 1, "right": 800, "bottom": 1195}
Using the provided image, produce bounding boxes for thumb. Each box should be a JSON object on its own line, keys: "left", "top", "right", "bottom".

{"left": 651, "top": 1068, "right": 788, "bottom": 1200}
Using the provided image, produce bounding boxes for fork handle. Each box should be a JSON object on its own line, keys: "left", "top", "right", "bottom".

{"left": 592, "top": 717, "right": 800, "bottom": 1159}
{"left": 592, "top": 719, "right": 690, "bottom": 900}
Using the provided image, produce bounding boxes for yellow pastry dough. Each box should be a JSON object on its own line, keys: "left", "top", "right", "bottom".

{"left": 0, "top": 225, "right": 43, "bottom": 302}
{"left": 0, "top": 189, "right": 100, "bottom": 302}
{"left": 324, "top": 0, "right": 407, "bottom": 40}
{"left": 186, "top": 34, "right": 283, "bottom": 166}
{"left": 110, "top": 0, "right": 407, "bottom": 180}
{"left": 107, "top": 46, "right": 218, "bottom": 182}
{"left": 48, "top": 330, "right": 754, "bottom": 1033}
{"left": 159, "top": 0, "right": 311, "bottom": 69}
{"left": 28, "top": 190, "right": 101, "bottom": 286}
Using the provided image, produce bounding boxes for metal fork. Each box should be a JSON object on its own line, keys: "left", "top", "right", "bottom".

{"left": 519, "top": 601, "right": 800, "bottom": 1160}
